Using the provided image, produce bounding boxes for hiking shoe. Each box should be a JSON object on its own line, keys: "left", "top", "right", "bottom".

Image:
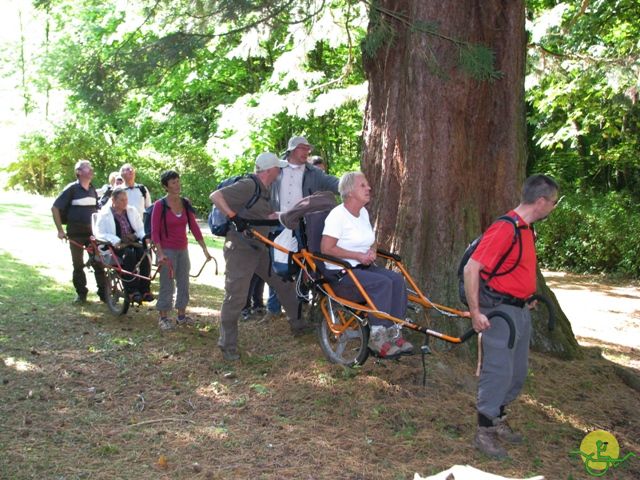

{"left": 241, "top": 308, "right": 251, "bottom": 321}
{"left": 252, "top": 306, "right": 266, "bottom": 315}
{"left": 142, "top": 292, "right": 155, "bottom": 302}
{"left": 176, "top": 315, "right": 196, "bottom": 326}
{"left": 368, "top": 326, "right": 401, "bottom": 358}
{"left": 73, "top": 294, "right": 87, "bottom": 305}
{"left": 158, "top": 317, "right": 176, "bottom": 332}
{"left": 474, "top": 426, "right": 508, "bottom": 459}
{"left": 387, "top": 325, "right": 415, "bottom": 355}
{"left": 220, "top": 348, "right": 240, "bottom": 361}
{"left": 495, "top": 416, "right": 524, "bottom": 444}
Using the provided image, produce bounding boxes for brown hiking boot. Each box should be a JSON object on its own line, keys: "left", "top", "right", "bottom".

{"left": 495, "top": 416, "right": 524, "bottom": 444}
{"left": 474, "top": 426, "right": 508, "bottom": 459}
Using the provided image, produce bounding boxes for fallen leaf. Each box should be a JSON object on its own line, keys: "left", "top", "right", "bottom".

{"left": 157, "top": 454, "right": 169, "bottom": 469}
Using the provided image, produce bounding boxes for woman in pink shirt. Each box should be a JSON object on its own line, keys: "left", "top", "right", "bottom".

{"left": 152, "top": 170, "right": 212, "bottom": 331}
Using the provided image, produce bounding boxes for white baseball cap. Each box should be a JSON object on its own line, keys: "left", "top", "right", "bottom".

{"left": 286, "top": 136, "right": 312, "bottom": 152}
{"left": 255, "top": 152, "right": 288, "bottom": 171}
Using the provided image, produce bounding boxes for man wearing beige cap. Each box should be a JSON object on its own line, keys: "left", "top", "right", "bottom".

{"left": 210, "top": 152, "right": 314, "bottom": 361}
{"left": 267, "top": 136, "right": 340, "bottom": 315}
{"left": 271, "top": 136, "right": 338, "bottom": 212}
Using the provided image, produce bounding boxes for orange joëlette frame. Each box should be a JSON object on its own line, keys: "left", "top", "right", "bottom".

{"left": 247, "top": 228, "right": 475, "bottom": 346}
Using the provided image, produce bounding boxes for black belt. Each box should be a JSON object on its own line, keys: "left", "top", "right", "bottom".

{"left": 487, "top": 287, "right": 527, "bottom": 308}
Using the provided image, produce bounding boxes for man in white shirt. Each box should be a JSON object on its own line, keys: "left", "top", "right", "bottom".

{"left": 120, "top": 163, "right": 152, "bottom": 217}
{"left": 119, "top": 163, "right": 153, "bottom": 300}
{"left": 268, "top": 136, "right": 339, "bottom": 315}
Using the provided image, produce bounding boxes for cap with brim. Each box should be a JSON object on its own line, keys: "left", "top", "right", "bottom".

{"left": 255, "top": 152, "right": 288, "bottom": 171}
{"left": 286, "top": 136, "right": 312, "bottom": 152}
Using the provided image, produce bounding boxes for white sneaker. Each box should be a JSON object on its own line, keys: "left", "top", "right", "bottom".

{"left": 158, "top": 317, "right": 176, "bottom": 331}
{"left": 386, "top": 325, "right": 414, "bottom": 355}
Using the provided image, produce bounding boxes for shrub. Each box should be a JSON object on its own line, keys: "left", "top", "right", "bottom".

{"left": 536, "top": 191, "right": 640, "bottom": 278}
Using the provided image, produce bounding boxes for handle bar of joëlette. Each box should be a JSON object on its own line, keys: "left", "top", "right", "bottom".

{"left": 459, "top": 294, "right": 556, "bottom": 348}
{"left": 189, "top": 256, "right": 218, "bottom": 277}
{"left": 68, "top": 237, "right": 173, "bottom": 281}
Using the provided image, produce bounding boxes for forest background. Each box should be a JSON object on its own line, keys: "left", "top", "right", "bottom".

{"left": 1, "top": 0, "right": 639, "bottom": 278}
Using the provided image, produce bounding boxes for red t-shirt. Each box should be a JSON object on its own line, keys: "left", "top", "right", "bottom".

{"left": 470, "top": 211, "right": 537, "bottom": 299}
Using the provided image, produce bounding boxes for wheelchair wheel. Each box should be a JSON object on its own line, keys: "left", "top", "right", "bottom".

{"left": 105, "top": 269, "right": 130, "bottom": 316}
{"left": 317, "top": 296, "right": 369, "bottom": 366}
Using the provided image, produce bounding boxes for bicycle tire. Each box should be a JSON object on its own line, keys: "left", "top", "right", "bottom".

{"left": 106, "top": 269, "right": 130, "bottom": 316}
{"left": 316, "top": 296, "right": 369, "bottom": 366}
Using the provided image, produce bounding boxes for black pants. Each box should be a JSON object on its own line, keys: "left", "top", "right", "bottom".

{"left": 117, "top": 245, "right": 151, "bottom": 295}
{"left": 68, "top": 229, "right": 105, "bottom": 297}
{"left": 243, "top": 274, "right": 265, "bottom": 310}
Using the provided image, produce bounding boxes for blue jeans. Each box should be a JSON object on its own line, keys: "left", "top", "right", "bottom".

{"left": 267, "top": 287, "right": 282, "bottom": 313}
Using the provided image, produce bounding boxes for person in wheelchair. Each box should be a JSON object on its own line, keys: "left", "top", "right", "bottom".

{"left": 94, "top": 186, "right": 151, "bottom": 303}
{"left": 320, "top": 172, "right": 414, "bottom": 358}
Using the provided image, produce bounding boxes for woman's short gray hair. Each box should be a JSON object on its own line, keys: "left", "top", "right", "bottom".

{"left": 338, "top": 171, "right": 365, "bottom": 199}
{"left": 111, "top": 186, "right": 127, "bottom": 201}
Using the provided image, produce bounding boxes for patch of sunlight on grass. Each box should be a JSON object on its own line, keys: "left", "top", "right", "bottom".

{"left": 521, "top": 394, "right": 590, "bottom": 432}
{"left": 3, "top": 356, "right": 39, "bottom": 372}
{"left": 0, "top": 252, "right": 69, "bottom": 304}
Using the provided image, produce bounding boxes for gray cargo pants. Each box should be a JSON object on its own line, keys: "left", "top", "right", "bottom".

{"left": 477, "top": 303, "right": 532, "bottom": 420}
{"left": 218, "top": 238, "right": 303, "bottom": 352}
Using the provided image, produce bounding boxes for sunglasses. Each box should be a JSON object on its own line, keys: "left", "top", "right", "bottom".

{"left": 548, "top": 195, "right": 564, "bottom": 206}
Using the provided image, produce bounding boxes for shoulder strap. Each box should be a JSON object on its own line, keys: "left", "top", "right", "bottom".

{"left": 181, "top": 197, "right": 195, "bottom": 232}
{"left": 160, "top": 197, "right": 169, "bottom": 239}
{"left": 484, "top": 215, "right": 526, "bottom": 281}
{"left": 137, "top": 184, "right": 147, "bottom": 198}
{"left": 244, "top": 174, "right": 261, "bottom": 210}
{"left": 66, "top": 182, "right": 80, "bottom": 208}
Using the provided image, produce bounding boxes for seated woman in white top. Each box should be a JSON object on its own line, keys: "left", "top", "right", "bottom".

{"left": 94, "top": 187, "right": 151, "bottom": 303}
{"left": 320, "top": 172, "right": 413, "bottom": 358}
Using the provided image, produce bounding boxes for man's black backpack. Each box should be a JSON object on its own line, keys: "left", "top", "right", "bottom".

{"left": 143, "top": 196, "right": 195, "bottom": 239}
{"left": 458, "top": 215, "right": 529, "bottom": 306}
{"left": 207, "top": 174, "right": 260, "bottom": 236}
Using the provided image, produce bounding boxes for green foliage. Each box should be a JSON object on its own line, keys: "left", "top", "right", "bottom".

{"left": 458, "top": 44, "right": 503, "bottom": 82}
{"left": 536, "top": 191, "right": 640, "bottom": 277}
{"left": 7, "top": 0, "right": 640, "bottom": 277}
{"left": 361, "top": 6, "right": 396, "bottom": 59}
{"left": 363, "top": 3, "right": 502, "bottom": 81}
{"left": 5, "top": 123, "right": 134, "bottom": 195}
{"left": 526, "top": 0, "right": 640, "bottom": 195}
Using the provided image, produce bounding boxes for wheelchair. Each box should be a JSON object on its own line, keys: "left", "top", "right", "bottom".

{"left": 243, "top": 192, "right": 554, "bottom": 367}
{"left": 68, "top": 236, "right": 159, "bottom": 316}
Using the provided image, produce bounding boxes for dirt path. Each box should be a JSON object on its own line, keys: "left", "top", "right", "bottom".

{"left": 2, "top": 191, "right": 639, "bottom": 359}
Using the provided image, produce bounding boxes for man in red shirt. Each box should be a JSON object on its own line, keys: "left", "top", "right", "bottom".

{"left": 464, "top": 174, "right": 560, "bottom": 459}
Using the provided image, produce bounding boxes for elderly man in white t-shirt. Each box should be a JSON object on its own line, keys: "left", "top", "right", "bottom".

{"left": 320, "top": 172, "right": 414, "bottom": 359}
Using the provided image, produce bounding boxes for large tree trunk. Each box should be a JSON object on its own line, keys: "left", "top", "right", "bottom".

{"left": 361, "top": 0, "right": 580, "bottom": 358}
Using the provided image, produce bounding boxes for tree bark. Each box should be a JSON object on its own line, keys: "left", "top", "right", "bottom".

{"left": 361, "top": 0, "right": 580, "bottom": 358}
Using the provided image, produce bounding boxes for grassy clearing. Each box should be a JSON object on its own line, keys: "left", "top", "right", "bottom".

{"left": 0, "top": 193, "right": 639, "bottom": 479}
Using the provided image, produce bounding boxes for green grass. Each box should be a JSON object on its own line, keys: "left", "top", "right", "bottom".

{"left": 1, "top": 194, "right": 639, "bottom": 480}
